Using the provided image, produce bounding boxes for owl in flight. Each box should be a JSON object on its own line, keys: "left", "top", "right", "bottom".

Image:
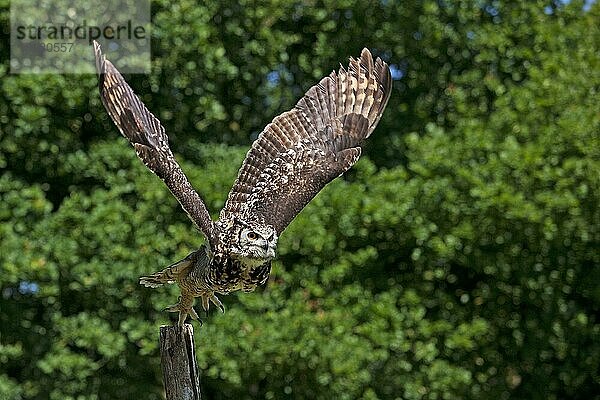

{"left": 93, "top": 41, "right": 391, "bottom": 325}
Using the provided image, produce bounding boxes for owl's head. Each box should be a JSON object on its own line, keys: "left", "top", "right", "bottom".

{"left": 229, "top": 220, "right": 278, "bottom": 262}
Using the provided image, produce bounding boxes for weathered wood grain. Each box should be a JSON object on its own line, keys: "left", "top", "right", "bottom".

{"left": 159, "top": 324, "right": 201, "bottom": 400}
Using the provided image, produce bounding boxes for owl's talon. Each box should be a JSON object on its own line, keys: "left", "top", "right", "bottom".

{"left": 163, "top": 303, "right": 179, "bottom": 313}
{"left": 188, "top": 309, "right": 203, "bottom": 327}
{"left": 210, "top": 293, "right": 225, "bottom": 313}
{"left": 201, "top": 295, "right": 210, "bottom": 313}
{"left": 189, "top": 307, "right": 200, "bottom": 321}
{"left": 163, "top": 297, "right": 201, "bottom": 326}
{"left": 200, "top": 297, "right": 210, "bottom": 318}
{"left": 177, "top": 311, "right": 187, "bottom": 326}
{"left": 200, "top": 293, "right": 225, "bottom": 314}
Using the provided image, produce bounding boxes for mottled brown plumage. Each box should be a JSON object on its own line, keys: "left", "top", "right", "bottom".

{"left": 93, "top": 41, "right": 391, "bottom": 325}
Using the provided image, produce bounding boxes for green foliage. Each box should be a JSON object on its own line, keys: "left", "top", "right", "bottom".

{"left": 1, "top": 0, "right": 599, "bottom": 399}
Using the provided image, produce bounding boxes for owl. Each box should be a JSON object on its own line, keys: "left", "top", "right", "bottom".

{"left": 93, "top": 41, "right": 391, "bottom": 325}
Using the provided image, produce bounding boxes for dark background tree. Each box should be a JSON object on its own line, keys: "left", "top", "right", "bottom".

{"left": 1, "top": 0, "right": 598, "bottom": 399}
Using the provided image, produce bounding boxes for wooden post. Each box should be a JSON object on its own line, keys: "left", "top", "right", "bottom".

{"left": 159, "top": 324, "right": 202, "bottom": 400}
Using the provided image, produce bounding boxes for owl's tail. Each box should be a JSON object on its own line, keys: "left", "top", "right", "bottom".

{"left": 139, "top": 251, "right": 196, "bottom": 288}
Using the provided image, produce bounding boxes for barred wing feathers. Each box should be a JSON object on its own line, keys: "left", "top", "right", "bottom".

{"left": 93, "top": 41, "right": 215, "bottom": 245}
{"left": 222, "top": 48, "right": 392, "bottom": 234}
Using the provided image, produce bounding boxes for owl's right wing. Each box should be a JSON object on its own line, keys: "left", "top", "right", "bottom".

{"left": 93, "top": 41, "right": 216, "bottom": 246}
{"left": 221, "top": 48, "right": 391, "bottom": 234}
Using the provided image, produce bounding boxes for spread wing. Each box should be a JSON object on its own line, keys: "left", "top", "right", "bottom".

{"left": 220, "top": 48, "right": 392, "bottom": 234}
{"left": 93, "top": 41, "right": 216, "bottom": 246}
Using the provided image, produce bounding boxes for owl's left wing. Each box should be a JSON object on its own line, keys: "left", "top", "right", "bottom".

{"left": 221, "top": 48, "right": 392, "bottom": 234}
{"left": 93, "top": 42, "right": 216, "bottom": 246}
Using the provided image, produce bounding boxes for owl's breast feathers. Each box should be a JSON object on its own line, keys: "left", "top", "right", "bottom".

{"left": 209, "top": 251, "right": 272, "bottom": 294}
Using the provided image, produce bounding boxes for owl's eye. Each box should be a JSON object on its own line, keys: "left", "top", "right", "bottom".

{"left": 247, "top": 231, "right": 258, "bottom": 240}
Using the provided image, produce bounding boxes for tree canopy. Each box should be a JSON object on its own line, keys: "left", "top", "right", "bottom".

{"left": 1, "top": 0, "right": 599, "bottom": 399}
